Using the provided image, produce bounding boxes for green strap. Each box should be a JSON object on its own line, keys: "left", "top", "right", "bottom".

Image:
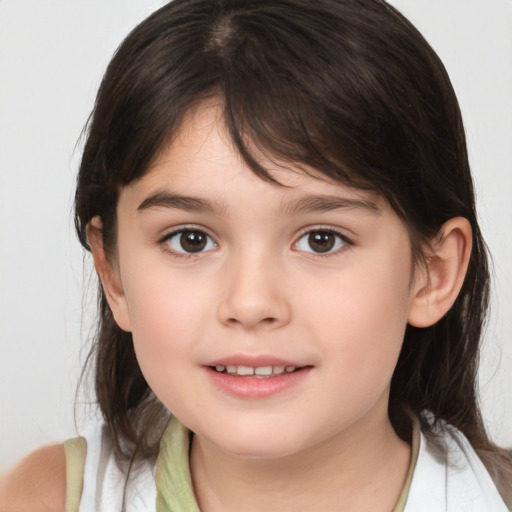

{"left": 392, "top": 421, "right": 420, "bottom": 512}
{"left": 63, "top": 436, "right": 87, "bottom": 512}
{"left": 156, "top": 417, "right": 201, "bottom": 512}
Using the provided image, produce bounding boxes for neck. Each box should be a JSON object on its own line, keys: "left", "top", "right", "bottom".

{"left": 190, "top": 407, "right": 411, "bottom": 512}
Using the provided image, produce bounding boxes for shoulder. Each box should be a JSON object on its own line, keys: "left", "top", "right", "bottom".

{"left": 0, "top": 444, "right": 66, "bottom": 512}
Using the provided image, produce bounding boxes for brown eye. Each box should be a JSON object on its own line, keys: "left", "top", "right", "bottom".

{"left": 180, "top": 231, "right": 207, "bottom": 252}
{"left": 166, "top": 229, "right": 216, "bottom": 254}
{"left": 295, "top": 229, "right": 346, "bottom": 254}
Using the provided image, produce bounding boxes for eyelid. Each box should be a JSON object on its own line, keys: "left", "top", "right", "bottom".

{"left": 158, "top": 223, "right": 217, "bottom": 241}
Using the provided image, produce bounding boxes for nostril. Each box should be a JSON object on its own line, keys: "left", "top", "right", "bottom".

{"left": 225, "top": 316, "right": 277, "bottom": 326}
{"left": 218, "top": 293, "right": 291, "bottom": 329}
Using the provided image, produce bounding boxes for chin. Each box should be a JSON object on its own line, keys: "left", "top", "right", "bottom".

{"left": 198, "top": 425, "right": 312, "bottom": 460}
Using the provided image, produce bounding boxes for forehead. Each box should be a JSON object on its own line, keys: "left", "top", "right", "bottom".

{"left": 123, "top": 100, "right": 385, "bottom": 212}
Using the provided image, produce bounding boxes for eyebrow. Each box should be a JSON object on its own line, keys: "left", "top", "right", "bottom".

{"left": 137, "top": 191, "right": 223, "bottom": 214}
{"left": 282, "top": 194, "right": 380, "bottom": 216}
{"left": 137, "top": 190, "right": 380, "bottom": 216}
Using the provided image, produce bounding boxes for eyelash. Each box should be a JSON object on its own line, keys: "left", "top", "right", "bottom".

{"left": 158, "top": 226, "right": 353, "bottom": 259}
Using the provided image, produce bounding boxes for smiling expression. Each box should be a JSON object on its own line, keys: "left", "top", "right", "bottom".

{"left": 103, "top": 101, "right": 420, "bottom": 458}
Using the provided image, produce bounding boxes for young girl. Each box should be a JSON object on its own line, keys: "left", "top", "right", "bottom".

{"left": 2, "top": 0, "right": 511, "bottom": 510}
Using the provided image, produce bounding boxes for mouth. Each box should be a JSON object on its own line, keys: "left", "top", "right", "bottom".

{"left": 205, "top": 360, "right": 312, "bottom": 398}
{"left": 209, "top": 364, "right": 304, "bottom": 378}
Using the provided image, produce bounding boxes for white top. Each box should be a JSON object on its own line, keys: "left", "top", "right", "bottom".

{"left": 75, "top": 418, "right": 509, "bottom": 511}
{"left": 405, "top": 422, "right": 508, "bottom": 511}
{"left": 78, "top": 423, "right": 156, "bottom": 511}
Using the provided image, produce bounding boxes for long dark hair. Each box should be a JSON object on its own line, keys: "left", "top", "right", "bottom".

{"left": 74, "top": 0, "right": 510, "bottom": 487}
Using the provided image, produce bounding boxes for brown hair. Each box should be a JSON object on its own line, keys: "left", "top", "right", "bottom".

{"left": 74, "top": 0, "right": 511, "bottom": 487}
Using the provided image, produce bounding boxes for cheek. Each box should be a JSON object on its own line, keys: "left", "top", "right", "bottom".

{"left": 119, "top": 262, "right": 209, "bottom": 389}
{"left": 302, "top": 251, "right": 413, "bottom": 393}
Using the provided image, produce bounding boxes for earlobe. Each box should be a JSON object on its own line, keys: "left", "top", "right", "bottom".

{"left": 408, "top": 217, "right": 472, "bottom": 328}
{"left": 86, "top": 216, "right": 132, "bottom": 332}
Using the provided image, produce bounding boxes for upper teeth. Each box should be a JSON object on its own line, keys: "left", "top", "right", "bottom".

{"left": 215, "top": 365, "right": 297, "bottom": 376}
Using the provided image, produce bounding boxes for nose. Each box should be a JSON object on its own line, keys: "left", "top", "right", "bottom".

{"left": 217, "top": 252, "right": 291, "bottom": 330}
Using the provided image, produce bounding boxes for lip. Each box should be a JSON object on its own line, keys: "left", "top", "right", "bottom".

{"left": 207, "top": 354, "right": 303, "bottom": 367}
{"left": 204, "top": 358, "right": 312, "bottom": 399}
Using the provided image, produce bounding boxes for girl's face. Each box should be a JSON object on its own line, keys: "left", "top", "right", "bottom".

{"left": 108, "top": 102, "right": 420, "bottom": 459}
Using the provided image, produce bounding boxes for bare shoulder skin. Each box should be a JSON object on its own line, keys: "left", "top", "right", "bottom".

{"left": 0, "top": 444, "right": 66, "bottom": 512}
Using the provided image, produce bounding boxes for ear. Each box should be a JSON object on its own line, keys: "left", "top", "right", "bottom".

{"left": 86, "top": 216, "right": 132, "bottom": 332}
{"left": 408, "top": 217, "right": 472, "bottom": 328}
